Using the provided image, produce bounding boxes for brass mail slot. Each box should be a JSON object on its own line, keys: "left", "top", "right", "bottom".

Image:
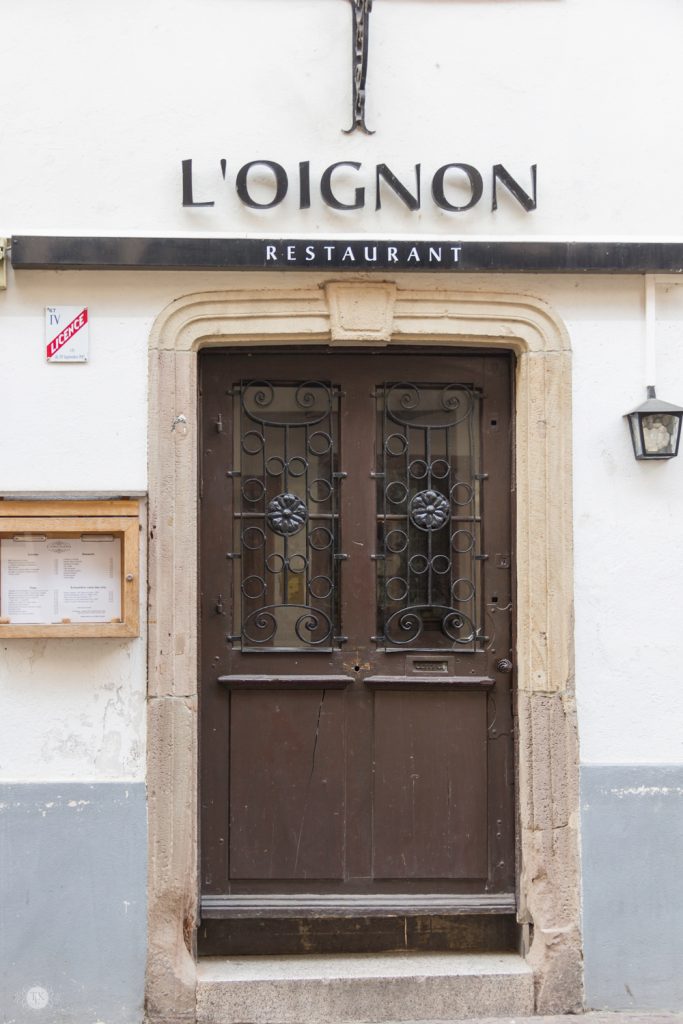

{"left": 405, "top": 651, "right": 454, "bottom": 675}
{"left": 410, "top": 658, "right": 450, "bottom": 674}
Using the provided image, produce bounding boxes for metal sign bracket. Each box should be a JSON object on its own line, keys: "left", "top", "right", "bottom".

{"left": 344, "top": 0, "right": 374, "bottom": 134}
{"left": 0, "top": 239, "right": 7, "bottom": 289}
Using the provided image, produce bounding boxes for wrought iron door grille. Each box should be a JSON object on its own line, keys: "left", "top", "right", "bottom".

{"left": 375, "top": 382, "right": 484, "bottom": 651}
{"left": 233, "top": 380, "right": 343, "bottom": 652}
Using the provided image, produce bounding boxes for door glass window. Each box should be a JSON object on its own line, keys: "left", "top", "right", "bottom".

{"left": 375, "top": 382, "right": 483, "bottom": 651}
{"left": 233, "top": 379, "right": 342, "bottom": 651}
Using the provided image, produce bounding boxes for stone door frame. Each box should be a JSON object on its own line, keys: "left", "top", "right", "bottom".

{"left": 146, "top": 281, "right": 582, "bottom": 1023}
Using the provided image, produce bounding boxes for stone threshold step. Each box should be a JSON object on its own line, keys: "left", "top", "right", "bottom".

{"left": 196, "top": 952, "right": 534, "bottom": 1024}
{"left": 361, "top": 1017, "right": 683, "bottom": 1024}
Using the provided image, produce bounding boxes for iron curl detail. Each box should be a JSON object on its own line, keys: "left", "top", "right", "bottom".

{"left": 385, "top": 381, "right": 476, "bottom": 429}
{"left": 383, "top": 605, "right": 478, "bottom": 647}
{"left": 242, "top": 605, "right": 332, "bottom": 647}
{"left": 242, "top": 608, "right": 278, "bottom": 645}
{"left": 383, "top": 607, "right": 424, "bottom": 645}
{"left": 245, "top": 380, "right": 274, "bottom": 410}
{"left": 441, "top": 609, "right": 477, "bottom": 644}
{"left": 296, "top": 381, "right": 332, "bottom": 414}
{"left": 294, "top": 607, "right": 334, "bottom": 646}
{"left": 242, "top": 379, "right": 333, "bottom": 427}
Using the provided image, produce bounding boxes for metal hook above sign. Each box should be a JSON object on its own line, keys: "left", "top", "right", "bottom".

{"left": 344, "top": 0, "right": 374, "bottom": 135}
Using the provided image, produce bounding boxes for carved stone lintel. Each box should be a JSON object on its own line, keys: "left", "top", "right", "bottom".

{"left": 324, "top": 281, "right": 396, "bottom": 344}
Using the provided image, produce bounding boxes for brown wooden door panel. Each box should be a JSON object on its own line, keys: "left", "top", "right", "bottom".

{"left": 199, "top": 349, "right": 515, "bottom": 931}
{"left": 229, "top": 690, "right": 346, "bottom": 880}
{"left": 372, "top": 691, "right": 488, "bottom": 880}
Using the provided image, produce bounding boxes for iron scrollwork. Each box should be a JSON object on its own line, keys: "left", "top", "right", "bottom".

{"left": 383, "top": 605, "right": 477, "bottom": 647}
{"left": 233, "top": 380, "right": 343, "bottom": 651}
{"left": 376, "top": 381, "right": 485, "bottom": 651}
{"left": 344, "top": 0, "right": 374, "bottom": 135}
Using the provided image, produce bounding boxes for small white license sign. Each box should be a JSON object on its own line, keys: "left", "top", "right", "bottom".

{"left": 46, "top": 306, "right": 89, "bottom": 362}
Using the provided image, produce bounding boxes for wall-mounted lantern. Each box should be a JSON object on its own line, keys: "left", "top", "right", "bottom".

{"left": 625, "top": 386, "right": 683, "bottom": 460}
{"left": 626, "top": 277, "right": 683, "bottom": 461}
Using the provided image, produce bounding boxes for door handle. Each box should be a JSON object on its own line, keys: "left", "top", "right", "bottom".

{"left": 496, "top": 659, "right": 513, "bottom": 674}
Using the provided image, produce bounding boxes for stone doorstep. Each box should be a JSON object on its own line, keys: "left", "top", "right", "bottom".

{"left": 357, "top": 1018, "right": 683, "bottom": 1024}
{"left": 195, "top": 952, "right": 535, "bottom": 1024}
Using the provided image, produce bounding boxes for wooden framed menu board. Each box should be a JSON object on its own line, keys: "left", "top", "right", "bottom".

{"left": 0, "top": 500, "right": 140, "bottom": 638}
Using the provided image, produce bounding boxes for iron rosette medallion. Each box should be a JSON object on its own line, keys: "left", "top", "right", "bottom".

{"left": 266, "top": 493, "right": 309, "bottom": 536}
{"left": 409, "top": 489, "right": 451, "bottom": 531}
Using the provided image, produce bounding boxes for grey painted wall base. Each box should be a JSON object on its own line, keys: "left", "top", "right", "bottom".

{"left": 0, "top": 782, "right": 146, "bottom": 1024}
{"left": 581, "top": 765, "right": 683, "bottom": 1011}
{"left": 4, "top": 768, "right": 682, "bottom": 1019}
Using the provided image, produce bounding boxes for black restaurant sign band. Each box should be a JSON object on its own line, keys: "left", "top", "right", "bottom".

{"left": 11, "top": 237, "right": 683, "bottom": 274}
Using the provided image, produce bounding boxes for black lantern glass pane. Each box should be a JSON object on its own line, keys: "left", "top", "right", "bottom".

{"left": 641, "top": 413, "right": 680, "bottom": 457}
{"left": 374, "top": 381, "right": 484, "bottom": 652}
{"left": 234, "top": 380, "right": 341, "bottom": 651}
{"left": 627, "top": 413, "right": 645, "bottom": 458}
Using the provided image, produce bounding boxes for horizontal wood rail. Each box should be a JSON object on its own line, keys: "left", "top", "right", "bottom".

{"left": 218, "top": 674, "right": 354, "bottom": 689}
{"left": 364, "top": 675, "right": 495, "bottom": 691}
{"left": 201, "top": 893, "right": 516, "bottom": 919}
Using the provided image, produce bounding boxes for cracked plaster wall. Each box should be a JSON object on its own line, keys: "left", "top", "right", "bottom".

{"left": 0, "top": 638, "right": 146, "bottom": 783}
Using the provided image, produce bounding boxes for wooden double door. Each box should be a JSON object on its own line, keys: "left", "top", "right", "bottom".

{"left": 199, "top": 349, "right": 515, "bottom": 953}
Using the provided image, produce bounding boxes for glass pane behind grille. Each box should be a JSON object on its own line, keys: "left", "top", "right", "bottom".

{"left": 376, "top": 382, "right": 483, "bottom": 651}
{"left": 235, "top": 380, "right": 341, "bottom": 651}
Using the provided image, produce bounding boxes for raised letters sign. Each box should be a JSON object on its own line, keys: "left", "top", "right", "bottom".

{"left": 263, "top": 240, "right": 462, "bottom": 267}
{"left": 181, "top": 159, "right": 538, "bottom": 214}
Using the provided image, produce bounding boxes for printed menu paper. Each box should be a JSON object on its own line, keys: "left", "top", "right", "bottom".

{"left": 0, "top": 535, "right": 121, "bottom": 624}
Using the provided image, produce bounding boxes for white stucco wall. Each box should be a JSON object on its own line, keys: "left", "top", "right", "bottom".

{"left": 570, "top": 279, "right": 683, "bottom": 764}
{"left": 1, "top": 0, "right": 683, "bottom": 783}
{"left": 1, "top": 0, "right": 682, "bottom": 238}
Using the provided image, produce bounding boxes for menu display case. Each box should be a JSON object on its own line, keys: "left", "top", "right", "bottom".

{"left": 0, "top": 500, "right": 140, "bottom": 638}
